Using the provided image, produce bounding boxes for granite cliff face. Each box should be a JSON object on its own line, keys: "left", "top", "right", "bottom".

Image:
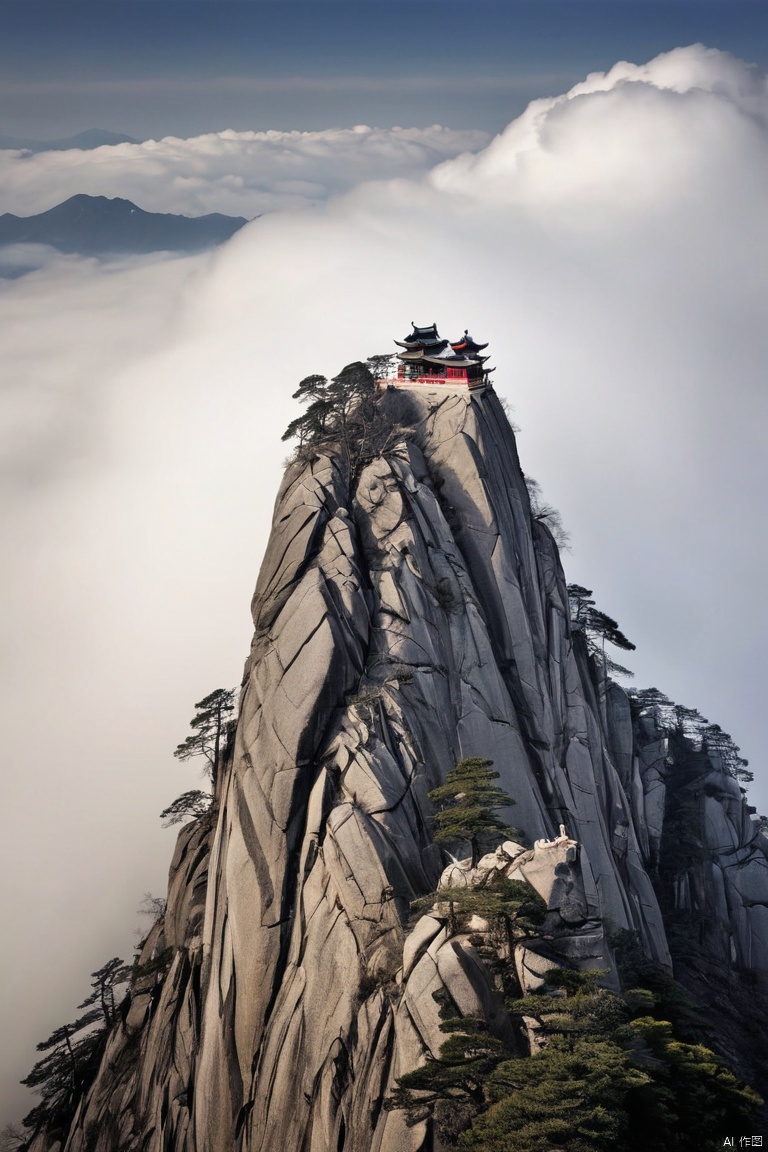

{"left": 33, "top": 385, "right": 768, "bottom": 1151}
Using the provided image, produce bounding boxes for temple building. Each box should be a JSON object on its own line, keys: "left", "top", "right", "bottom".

{"left": 382, "top": 322, "right": 494, "bottom": 390}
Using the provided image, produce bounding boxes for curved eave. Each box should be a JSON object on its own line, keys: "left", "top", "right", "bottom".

{"left": 396, "top": 350, "right": 449, "bottom": 363}
{"left": 395, "top": 343, "right": 450, "bottom": 355}
{"left": 450, "top": 341, "right": 489, "bottom": 353}
{"left": 434, "top": 355, "right": 490, "bottom": 368}
{"left": 399, "top": 353, "right": 491, "bottom": 370}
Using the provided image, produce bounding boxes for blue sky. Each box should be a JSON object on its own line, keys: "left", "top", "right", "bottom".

{"left": 3, "top": 1, "right": 767, "bottom": 139}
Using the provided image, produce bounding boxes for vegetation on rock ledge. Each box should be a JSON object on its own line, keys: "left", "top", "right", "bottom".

{"left": 391, "top": 961, "right": 761, "bottom": 1150}
{"left": 281, "top": 356, "right": 415, "bottom": 479}
{"left": 428, "top": 757, "right": 521, "bottom": 868}
{"left": 389, "top": 749, "right": 762, "bottom": 1149}
{"left": 19, "top": 959, "right": 131, "bottom": 1144}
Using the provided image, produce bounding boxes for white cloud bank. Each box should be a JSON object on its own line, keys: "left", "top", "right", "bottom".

{"left": 0, "top": 124, "right": 490, "bottom": 218}
{"left": 2, "top": 44, "right": 768, "bottom": 1126}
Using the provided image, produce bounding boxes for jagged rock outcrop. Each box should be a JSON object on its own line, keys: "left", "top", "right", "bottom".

{"left": 629, "top": 704, "right": 768, "bottom": 1090}
{"left": 32, "top": 814, "right": 213, "bottom": 1152}
{"left": 40, "top": 385, "right": 768, "bottom": 1150}
{"left": 630, "top": 706, "right": 768, "bottom": 970}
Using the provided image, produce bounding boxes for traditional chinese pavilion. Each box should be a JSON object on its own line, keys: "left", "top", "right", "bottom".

{"left": 383, "top": 322, "right": 494, "bottom": 390}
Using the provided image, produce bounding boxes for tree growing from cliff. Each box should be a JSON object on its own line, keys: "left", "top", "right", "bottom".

{"left": 524, "top": 475, "right": 570, "bottom": 550}
{"left": 567, "top": 585, "right": 635, "bottom": 653}
{"left": 22, "top": 1018, "right": 102, "bottom": 1139}
{"left": 173, "top": 687, "right": 236, "bottom": 788}
{"left": 282, "top": 362, "right": 377, "bottom": 455}
{"left": 138, "top": 892, "right": 167, "bottom": 928}
{"left": 77, "top": 957, "right": 131, "bottom": 1029}
{"left": 281, "top": 356, "right": 411, "bottom": 479}
{"left": 159, "top": 788, "right": 213, "bottom": 827}
{"left": 567, "top": 584, "right": 635, "bottom": 678}
{"left": 365, "top": 352, "right": 396, "bottom": 381}
{"left": 391, "top": 974, "right": 638, "bottom": 1146}
{"left": 627, "top": 689, "right": 754, "bottom": 787}
{"left": 386, "top": 1015, "right": 509, "bottom": 1143}
{"left": 700, "top": 723, "right": 753, "bottom": 783}
{"left": 20, "top": 955, "right": 131, "bottom": 1142}
{"left": 392, "top": 971, "right": 761, "bottom": 1150}
{"left": 627, "top": 1017, "right": 761, "bottom": 1147}
{"left": 461, "top": 1037, "right": 651, "bottom": 1152}
{"left": 429, "top": 758, "right": 519, "bottom": 868}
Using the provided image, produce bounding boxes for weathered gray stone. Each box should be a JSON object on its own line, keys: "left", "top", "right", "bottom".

{"left": 514, "top": 944, "right": 560, "bottom": 993}
{"left": 501, "top": 840, "right": 527, "bottom": 860}
{"left": 402, "top": 915, "right": 443, "bottom": 979}
{"left": 724, "top": 853, "right": 768, "bottom": 906}
{"left": 43, "top": 384, "right": 768, "bottom": 1152}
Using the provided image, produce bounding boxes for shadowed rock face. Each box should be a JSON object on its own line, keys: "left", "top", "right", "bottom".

{"left": 40, "top": 387, "right": 768, "bottom": 1152}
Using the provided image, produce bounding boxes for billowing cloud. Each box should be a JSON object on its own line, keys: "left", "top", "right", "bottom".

{"left": 0, "top": 124, "right": 490, "bottom": 218}
{"left": 0, "top": 249, "right": 203, "bottom": 488}
{"left": 3, "top": 44, "right": 767, "bottom": 1127}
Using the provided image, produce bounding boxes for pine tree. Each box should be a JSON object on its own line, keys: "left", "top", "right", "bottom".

{"left": 77, "top": 957, "right": 131, "bottom": 1029}
{"left": 386, "top": 1016, "right": 509, "bottom": 1141}
{"left": 173, "top": 687, "right": 236, "bottom": 788}
{"left": 460, "top": 1037, "right": 650, "bottom": 1152}
{"left": 21, "top": 1013, "right": 105, "bottom": 1138}
{"left": 701, "top": 723, "right": 753, "bottom": 783}
{"left": 281, "top": 357, "right": 410, "bottom": 479}
{"left": 158, "top": 788, "right": 212, "bottom": 827}
{"left": 0, "top": 1124, "right": 26, "bottom": 1151}
{"left": 428, "top": 757, "right": 518, "bottom": 867}
{"left": 20, "top": 955, "right": 132, "bottom": 1141}
{"left": 281, "top": 362, "right": 377, "bottom": 462}
{"left": 280, "top": 374, "right": 334, "bottom": 448}
{"left": 524, "top": 475, "right": 570, "bottom": 549}
{"left": 567, "top": 584, "right": 635, "bottom": 678}
{"left": 628, "top": 1017, "right": 761, "bottom": 1148}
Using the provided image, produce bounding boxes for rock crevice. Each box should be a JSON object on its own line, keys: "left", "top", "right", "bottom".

{"left": 40, "top": 386, "right": 768, "bottom": 1152}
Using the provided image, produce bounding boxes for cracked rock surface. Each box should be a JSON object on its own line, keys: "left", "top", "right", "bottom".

{"left": 46, "top": 387, "right": 768, "bottom": 1152}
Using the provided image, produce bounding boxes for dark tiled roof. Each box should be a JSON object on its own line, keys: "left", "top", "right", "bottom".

{"left": 392, "top": 322, "right": 493, "bottom": 382}
{"left": 399, "top": 351, "right": 486, "bottom": 368}
{"left": 450, "top": 330, "right": 488, "bottom": 354}
{"left": 395, "top": 321, "right": 448, "bottom": 353}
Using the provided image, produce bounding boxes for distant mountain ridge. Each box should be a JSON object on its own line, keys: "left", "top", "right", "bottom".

{"left": 0, "top": 129, "right": 138, "bottom": 152}
{"left": 0, "top": 194, "right": 248, "bottom": 256}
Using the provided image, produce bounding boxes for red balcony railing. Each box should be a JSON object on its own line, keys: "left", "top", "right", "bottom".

{"left": 379, "top": 372, "right": 487, "bottom": 390}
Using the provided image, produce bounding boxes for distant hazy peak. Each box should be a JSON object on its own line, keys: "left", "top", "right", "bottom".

{"left": 0, "top": 193, "right": 248, "bottom": 260}
{"left": 0, "top": 129, "right": 138, "bottom": 153}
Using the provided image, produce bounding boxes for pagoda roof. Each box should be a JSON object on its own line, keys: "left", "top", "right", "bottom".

{"left": 397, "top": 345, "right": 452, "bottom": 361}
{"left": 450, "top": 329, "right": 488, "bottom": 354}
{"left": 410, "top": 322, "right": 439, "bottom": 340}
{"left": 397, "top": 349, "right": 489, "bottom": 369}
{"left": 394, "top": 321, "right": 449, "bottom": 354}
{"left": 390, "top": 321, "right": 494, "bottom": 383}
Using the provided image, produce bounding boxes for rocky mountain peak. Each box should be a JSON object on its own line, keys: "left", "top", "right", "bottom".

{"left": 22, "top": 379, "right": 768, "bottom": 1151}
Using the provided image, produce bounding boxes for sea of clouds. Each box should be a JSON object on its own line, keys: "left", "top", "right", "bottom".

{"left": 0, "top": 124, "right": 490, "bottom": 217}
{"left": 2, "top": 44, "right": 767, "bottom": 1127}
